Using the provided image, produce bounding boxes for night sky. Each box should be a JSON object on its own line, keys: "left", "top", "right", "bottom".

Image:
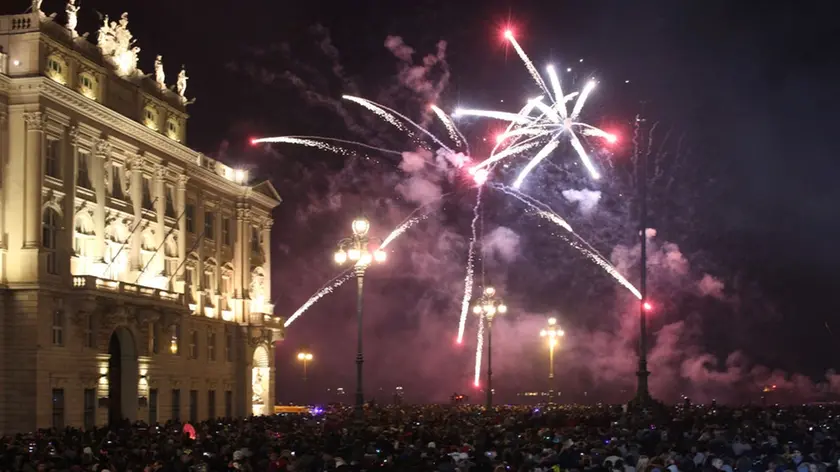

{"left": 8, "top": 0, "right": 840, "bottom": 404}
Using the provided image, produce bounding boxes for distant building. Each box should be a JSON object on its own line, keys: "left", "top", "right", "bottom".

{"left": 0, "top": 3, "right": 282, "bottom": 434}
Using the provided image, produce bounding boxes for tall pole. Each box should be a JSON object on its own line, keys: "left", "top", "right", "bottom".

{"left": 635, "top": 114, "right": 651, "bottom": 403}
{"left": 354, "top": 266, "right": 365, "bottom": 421}
{"left": 302, "top": 359, "right": 308, "bottom": 382}
{"left": 486, "top": 318, "right": 493, "bottom": 408}
{"left": 548, "top": 341, "right": 555, "bottom": 403}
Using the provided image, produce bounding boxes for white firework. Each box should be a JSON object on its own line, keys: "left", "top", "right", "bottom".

{"left": 452, "top": 32, "right": 617, "bottom": 189}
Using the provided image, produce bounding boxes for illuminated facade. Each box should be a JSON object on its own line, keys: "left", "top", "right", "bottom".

{"left": 0, "top": 4, "right": 283, "bottom": 434}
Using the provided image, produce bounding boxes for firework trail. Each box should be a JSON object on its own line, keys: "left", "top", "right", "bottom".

{"left": 344, "top": 96, "right": 455, "bottom": 153}
{"left": 473, "top": 314, "right": 485, "bottom": 387}
{"left": 457, "top": 186, "right": 484, "bottom": 344}
{"left": 341, "top": 95, "right": 411, "bottom": 134}
{"left": 430, "top": 105, "right": 467, "bottom": 151}
{"left": 253, "top": 136, "right": 403, "bottom": 156}
{"left": 504, "top": 30, "right": 550, "bottom": 96}
{"left": 284, "top": 270, "right": 355, "bottom": 327}
{"left": 381, "top": 214, "right": 429, "bottom": 248}
{"left": 492, "top": 184, "right": 641, "bottom": 299}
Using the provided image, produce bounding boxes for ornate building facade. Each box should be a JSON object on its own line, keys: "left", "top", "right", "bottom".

{"left": 0, "top": 3, "right": 283, "bottom": 434}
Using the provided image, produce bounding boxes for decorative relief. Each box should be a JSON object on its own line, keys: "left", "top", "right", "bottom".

{"left": 23, "top": 111, "right": 45, "bottom": 131}
{"left": 93, "top": 138, "right": 111, "bottom": 157}
{"left": 177, "top": 174, "right": 189, "bottom": 188}
{"left": 69, "top": 125, "right": 80, "bottom": 147}
{"left": 153, "top": 164, "right": 166, "bottom": 181}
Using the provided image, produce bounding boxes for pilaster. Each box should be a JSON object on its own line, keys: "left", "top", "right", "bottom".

{"left": 127, "top": 154, "right": 143, "bottom": 272}
{"left": 233, "top": 204, "right": 251, "bottom": 324}
{"left": 176, "top": 175, "right": 188, "bottom": 290}
{"left": 23, "top": 111, "right": 45, "bottom": 250}
{"left": 92, "top": 139, "right": 110, "bottom": 267}
{"left": 153, "top": 165, "right": 166, "bottom": 277}
{"left": 260, "top": 219, "right": 273, "bottom": 306}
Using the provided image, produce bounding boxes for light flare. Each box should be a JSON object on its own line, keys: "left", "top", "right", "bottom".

{"left": 457, "top": 186, "right": 483, "bottom": 343}
{"left": 512, "top": 139, "right": 560, "bottom": 189}
{"left": 473, "top": 314, "right": 485, "bottom": 386}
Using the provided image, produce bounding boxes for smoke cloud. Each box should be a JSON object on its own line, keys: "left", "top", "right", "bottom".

{"left": 224, "top": 25, "right": 836, "bottom": 406}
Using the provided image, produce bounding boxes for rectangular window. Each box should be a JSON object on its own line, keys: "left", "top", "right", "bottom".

{"left": 112, "top": 165, "right": 125, "bottom": 200}
{"left": 203, "top": 270, "right": 212, "bottom": 292}
{"left": 149, "top": 322, "right": 159, "bottom": 354}
{"left": 77, "top": 152, "right": 91, "bottom": 189}
{"left": 222, "top": 217, "right": 231, "bottom": 246}
{"left": 225, "top": 391, "right": 232, "bottom": 418}
{"left": 142, "top": 177, "right": 154, "bottom": 210}
{"left": 149, "top": 389, "right": 158, "bottom": 425}
{"left": 171, "top": 389, "right": 181, "bottom": 421}
{"left": 52, "top": 389, "right": 65, "bottom": 429}
{"left": 189, "top": 330, "right": 198, "bottom": 359}
{"left": 185, "top": 204, "right": 195, "bottom": 233}
{"left": 189, "top": 390, "right": 198, "bottom": 423}
{"left": 251, "top": 227, "right": 260, "bottom": 252}
{"left": 204, "top": 211, "right": 215, "bottom": 239}
{"left": 165, "top": 185, "right": 176, "bottom": 218}
{"left": 52, "top": 310, "right": 64, "bottom": 346}
{"left": 225, "top": 327, "right": 233, "bottom": 362}
{"left": 208, "top": 390, "right": 216, "bottom": 420}
{"left": 83, "top": 388, "right": 95, "bottom": 430}
{"left": 84, "top": 314, "right": 95, "bottom": 348}
{"left": 45, "top": 138, "right": 60, "bottom": 178}
{"left": 208, "top": 332, "right": 216, "bottom": 361}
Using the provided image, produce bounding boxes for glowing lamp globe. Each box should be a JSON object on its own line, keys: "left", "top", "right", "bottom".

{"left": 484, "top": 286, "right": 496, "bottom": 296}
{"left": 359, "top": 253, "right": 373, "bottom": 266}
{"left": 497, "top": 304, "right": 507, "bottom": 314}
{"left": 374, "top": 249, "right": 387, "bottom": 263}
{"left": 352, "top": 217, "right": 370, "bottom": 236}
{"left": 347, "top": 248, "right": 361, "bottom": 261}
{"left": 548, "top": 317, "right": 557, "bottom": 326}
{"left": 472, "top": 305, "right": 482, "bottom": 315}
{"left": 334, "top": 250, "right": 347, "bottom": 264}
{"left": 540, "top": 329, "right": 547, "bottom": 337}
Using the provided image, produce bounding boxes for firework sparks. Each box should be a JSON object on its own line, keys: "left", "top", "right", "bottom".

{"left": 284, "top": 270, "right": 355, "bottom": 328}
{"left": 473, "top": 313, "right": 485, "bottom": 386}
{"left": 430, "top": 104, "right": 467, "bottom": 150}
{"left": 252, "top": 136, "right": 403, "bottom": 157}
{"left": 457, "top": 187, "right": 483, "bottom": 344}
{"left": 453, "top": 32, "right": 617, "bottom": 188}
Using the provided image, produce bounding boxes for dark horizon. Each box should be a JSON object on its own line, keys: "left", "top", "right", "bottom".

{"left": 7, "top": 0, "right": 840, "bottom": 405}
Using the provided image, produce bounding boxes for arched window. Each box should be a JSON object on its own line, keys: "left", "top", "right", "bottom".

{"left": 78, "top": 72, "right": 98, "bottom": 100}
{"left": 42, "top": 208, "right": 61, "bottom": 274}
{"left": 74, "top": 213, "right": 95, "bottom": 257}
{"left": 166, "top": 118, "right": 180, "bottom": 141}
{"left": 45, "top": 54, "right": 68, "bottom": 85}
{"left": 143, "top": 105, "right": 159, "bottom": 131}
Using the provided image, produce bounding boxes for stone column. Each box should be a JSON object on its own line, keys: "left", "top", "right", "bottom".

{"left": 154, "top": 165, "right": 166, "bottom": 277}
{"left": 260, "top": 219, "right": 273, "bottom": 306}
{"left": 233, "top": 204, "right": 251, "bottom": 323}
{"left": 128, "top": 154, "right": 144, "bottom": 271}
{"left": 0, "top": 110, "right": 7, "bottom": 251}
{"left": 176, "top": 175, "right": 188, "bottom": 285}
{"left": 23, "top": 111, "right": 45, "bottom": 249}
{"left": 92, "top": 139, "right": 110, "bottom": 265}
{"left": 66, "top": 126, "right": 79, "bottom": 262}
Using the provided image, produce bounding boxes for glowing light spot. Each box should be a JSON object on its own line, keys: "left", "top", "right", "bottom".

{"left": 249, "top": 137, "right": 258, "bottom": 146}
{"left": 643, "top": 301, "right": 652, "bottom": 311}
{"left": 503, "top": 29, "right": 514, "bottom": 40}
{"left": 473, "top": 169, "right": 489, "bottom": 186}
{"left": 606, "top": 134, "right": 618, "bottom": 144}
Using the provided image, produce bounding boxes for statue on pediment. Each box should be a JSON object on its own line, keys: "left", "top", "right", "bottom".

{"left": 154, "top": 55, "right": 166, "bottom": 90}
{"left": 176, "top": 65, "right": 189, "bottom": 101}
{"left": 66, "top": 0, "right": 79, "bottom": 38}
{"left": 97, "top": 12, "right": 140, "bottom": 77}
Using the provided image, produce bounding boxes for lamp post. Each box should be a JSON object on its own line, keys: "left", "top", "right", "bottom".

{"left": 472, "top": 286, "right": 507, "bottom": 408}
{"left": 296, "top": 351, "right": 313, "bottom": 381}
{"left": 634, "top": 114, "right": 653, "bottom": 406}
{"left": 334, "top": 216, "right": 387, "bottom": 422}
{"left": 539, "top": 317, "right": 564, "bottom": 403}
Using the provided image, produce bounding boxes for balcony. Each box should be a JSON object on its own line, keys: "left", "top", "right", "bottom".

{"left": 72, "top": 275, "right": 185, "bottom": 306}
{"left": 249, "top": 312, "right": 285, "bottom": 330}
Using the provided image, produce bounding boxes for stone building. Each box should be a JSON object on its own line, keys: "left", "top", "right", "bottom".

{"left": 0, "top": 3, "right": 283, "bottom": 434}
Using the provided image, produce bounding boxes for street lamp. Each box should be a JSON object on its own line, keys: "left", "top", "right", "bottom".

{"left": 334, "top": 215, "right": 387, "bottom": 422}
{"left": 539, "top": 317, "right": 565, "bottom": 403}
{"left": 296, "top": 350, "right": 313, "bottom": 381}
{"left": 472, "top": 286, "right": 507, "bottom": 408}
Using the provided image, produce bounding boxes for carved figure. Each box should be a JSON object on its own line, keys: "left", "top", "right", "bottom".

{"left": 32, "top": 0, "right": 43, "bottom": 12}
{"left": 176, "top": 66, "right": 188, "bottom": 100}
{"left": 252, "top": 370, "right": 265, "bottom": 404}
{"left": 66, "top": 0, "right": 79, "bottom": 37}
{"left": 154, "top": 55, "right": 165, "bottom": 89}
{"left": 249, "top": 270, "right": 265, "bottom": 301}
{"left": 96, "top": 12, "right": 140, "bottom": 77}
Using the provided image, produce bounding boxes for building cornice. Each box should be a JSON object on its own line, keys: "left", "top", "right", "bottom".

{"left": 2, "top": 75, "right": 279, "bottom": 210}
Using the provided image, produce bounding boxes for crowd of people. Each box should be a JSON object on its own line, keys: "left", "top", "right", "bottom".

{"left": 2, "top": 402, "right": 840, "bottom": 472}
